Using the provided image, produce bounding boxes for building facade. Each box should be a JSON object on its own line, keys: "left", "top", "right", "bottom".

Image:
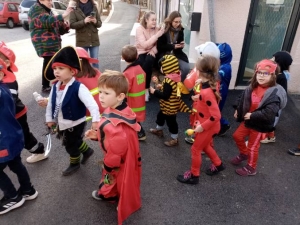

{"left": 154, "top": 0, "right": 300, "bottom": 93}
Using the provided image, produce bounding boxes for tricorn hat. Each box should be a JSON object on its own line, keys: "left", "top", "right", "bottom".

{"left": 44, "top": 46, "right": 81, "bottom": 81}
{"left": 0, "top": 42, "right": 18, "bottom": 72}
{"left": 0, "top": 58, "right": 16, "bottom": 83}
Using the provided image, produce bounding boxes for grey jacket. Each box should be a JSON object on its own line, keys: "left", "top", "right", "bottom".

{"left": 69, "top": 5, "right": 102, "bottom": 47}
{"left": 236, "top": 84, "right": 287, "bottom": 133}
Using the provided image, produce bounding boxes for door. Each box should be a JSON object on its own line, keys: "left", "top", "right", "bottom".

{"left": 236, "top": 0, "right": 300, "bottom": 85}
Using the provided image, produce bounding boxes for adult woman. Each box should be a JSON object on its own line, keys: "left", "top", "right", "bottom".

{"left": 69, "top": 0, "right": 102, "bottom": 69}
{"left": 28, "top": 0, "right": 72, "bottom": 92}
{"left": 157, "top": 11, "right": 190, "bottom": 81}
{"left": 135, "top": 11, "right": 164, "bottom": 101}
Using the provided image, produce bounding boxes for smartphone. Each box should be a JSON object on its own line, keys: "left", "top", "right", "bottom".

{"left": 90, "top": 12, "right": 96, "bottom": 17}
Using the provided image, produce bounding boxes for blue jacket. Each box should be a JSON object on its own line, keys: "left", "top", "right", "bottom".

{"left": 0, "top": 83, "right": 24, "bottom": 163}
{"left": 51, "top": 81, "right": 86, "bottom": 120}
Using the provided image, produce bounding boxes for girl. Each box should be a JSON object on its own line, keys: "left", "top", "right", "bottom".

{"left": 135, "top": 11, "right": 164, "bottom": 101}
{"left": 177, "top": 55, "right": 225, "bottom": 185}
{"left": 260, "top": 51, "right": 293, "bottom": 144}
{"left": 231, "top": 59, "right": 287, "bottom": 176}
{"left": 157, "top": 11, "right": 190, "bottom": 81}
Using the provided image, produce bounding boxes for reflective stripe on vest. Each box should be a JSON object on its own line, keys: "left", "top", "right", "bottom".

{"left": 128, "top": 89, "right": 145, "bottom": 97}
{"left": 132, "top": 106, "right": 146, "bottom": 112}
{"left": 90, "top": 87, "right": 99, "bottom": 96}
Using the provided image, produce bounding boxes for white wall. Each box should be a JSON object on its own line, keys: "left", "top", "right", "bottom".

{"left": 289, "top": 21, "right": 300, "bottom": 94}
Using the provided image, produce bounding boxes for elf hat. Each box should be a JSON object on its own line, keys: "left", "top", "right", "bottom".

{"left": 44, "top": 46, "right": 81, "bottom": 81}
{"left": 256, "top": 59, "right": 277, "bottom": 74}
{"left": 76, "top": 47, "right": 99, "bottom": 64}
{"left": 0, "top": 42, "right": 18, "bottom": 72}
{"left": 195, "top": 42, "right": 220, "bottom": 59}
{"left": 0, "top": 58, "right": 16, "bottom": 83}
{"left": 159, "top": 55, "right": 180, "bottom": 74}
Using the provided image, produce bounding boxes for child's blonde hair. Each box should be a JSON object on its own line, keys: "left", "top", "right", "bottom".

{"left": 98, "top": 70, "right": 128, "bottom": 96}
{"left": 140, "top": 11, "right": 156, "bottom": 29}
{"left": 195, "top": 55, "right": 221, "bottom": 103}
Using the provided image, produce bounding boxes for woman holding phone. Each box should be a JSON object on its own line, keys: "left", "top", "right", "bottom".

{"left": 69, "top": 0, "right": 102, "bottom": 69}
{"left": 157, "top": 11, "right": 190, "bottom": 81}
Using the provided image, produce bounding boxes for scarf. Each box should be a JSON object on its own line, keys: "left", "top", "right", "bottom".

{"left": 79, "top": 0, "right": 94, "bottom": 16}
{"left": 168, "top": 27, "right": 181, "bottom": 44}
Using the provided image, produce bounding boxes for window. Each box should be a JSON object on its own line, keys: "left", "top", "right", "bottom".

{"left": 8, "top": 3, "right": 18, "bottom": 12}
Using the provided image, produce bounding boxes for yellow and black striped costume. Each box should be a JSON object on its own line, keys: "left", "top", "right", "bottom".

{"left": 159, "top": 77, "right": 191, "bottom": 115}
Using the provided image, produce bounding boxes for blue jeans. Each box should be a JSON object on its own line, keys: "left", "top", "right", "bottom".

{"left": 83, "top": 46, "right": 99, "bottom": 69}
{"left": 0, "top": 155, "right": 32, "bottom": 198}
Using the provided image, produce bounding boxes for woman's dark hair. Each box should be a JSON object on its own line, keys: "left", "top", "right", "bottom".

{"left": 140, "top": 11, "right": 156, "bottom": 29}
{"left": 163, "top": 11, "right": 182, "bottom": 32}
{"left": 76, "top": 58, "right": 97, "bottom": 78}
{"left": 250, "top": 59, "right": 279, "bottom": 89}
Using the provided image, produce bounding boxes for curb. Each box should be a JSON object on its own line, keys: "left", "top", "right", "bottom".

{"left": 103, "top": 2, "right": 115, "bottom": 23}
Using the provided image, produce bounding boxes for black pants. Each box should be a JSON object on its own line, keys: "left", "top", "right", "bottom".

{"left": 17, "top": 113, "right": 38, "bottom": 150}
{"left": 0, "top": 155, "right": 32, "bottom": 198}
{"left": 42, "top": 56, "right": 54, "bottom": 87}
{"left": 59, "top": 122, "right": 86, "bottom": 158}
{"left": 156, "top": 110, "right": 178, "bottom": 134}
{"left": 138, "top": 53, "right": 155, "bottom": 89}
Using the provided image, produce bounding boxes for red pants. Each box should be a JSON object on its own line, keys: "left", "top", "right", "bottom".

{"left": 191, "top": 130, "right": 221, "bottom": 176}
{"left": 233, "top": 122, "right": 262, "bottom": 169}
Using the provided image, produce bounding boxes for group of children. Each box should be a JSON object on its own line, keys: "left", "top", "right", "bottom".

{"left": 0, "top": 38, "right": 293, "bottom": 224}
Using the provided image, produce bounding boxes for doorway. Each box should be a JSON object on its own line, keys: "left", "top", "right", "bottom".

{"left": 236, "top": 0, "right": 300, "bottom": 86}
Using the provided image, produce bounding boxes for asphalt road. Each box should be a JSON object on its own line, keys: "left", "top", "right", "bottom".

{"left": 1, "top": 1, "right": 300, "bottom": 225}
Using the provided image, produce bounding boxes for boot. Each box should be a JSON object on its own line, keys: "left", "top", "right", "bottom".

{"left": 149, "top": 128, "right": 164, "bottom": 138}
{"left": 62, "top": 163, "right": 80, "bottom": 176}
{"left": 164, "top": 138, "right": 178, "bottom": 147}
{"left": 81, "top": 148, "right": 94, "bottom": 164}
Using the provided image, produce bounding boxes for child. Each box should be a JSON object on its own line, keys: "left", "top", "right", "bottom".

{"left": 85, "top": 71, "right": 141, "bottom": 225}
{"left": 0, "top": 58, "right": 38, "bottom": 215}
{"left": 45, "top": 46, "right": 100, "bottom": 176}
{"left": 177, "top": 55, "right": 225, "bottom": 185}
{"left": 149, "top": 55, "right": 190, "bottom": 147}
{"left": 260, "top": 51, "right": 293, "bottom": 144}
{"left": 217, "top": 43, "right": 232, "bottom": 136}
{"left": 231, "top": 59, "right": 287, "bottom": 176}
{"left": 122, "top": 45, "right": 146, "bottom": 141}
{"left": 0, "top": 42, "right": 47, "bottom": 164}
{"left": 184, "top": 42, "right": 220, "bottom": 144}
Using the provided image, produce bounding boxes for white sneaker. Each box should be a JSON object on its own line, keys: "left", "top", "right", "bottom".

{"left": 145, "top": 89, "right": 149, "bottom": 102}
{"left": 260, "top": 137, "right": 276, "bottom": 144}
{"left": 26, "top": 153, "right": 48, "bottom": 163}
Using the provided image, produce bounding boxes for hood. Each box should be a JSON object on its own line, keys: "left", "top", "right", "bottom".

{"left": 217, "top": 43, "right": 232, "bottom": 64}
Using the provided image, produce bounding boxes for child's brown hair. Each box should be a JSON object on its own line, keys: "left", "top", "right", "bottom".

{"left": 76, "top": 58, "right": 97, "bottom": 78}
{"left": 195, "top": 55, "right": 221, "bottom": 103}
{"left": 98, "top": 70, "right": 128, "bottom": 96}
{"left": 122, "top": 45, "right": 138, "bottom": 63}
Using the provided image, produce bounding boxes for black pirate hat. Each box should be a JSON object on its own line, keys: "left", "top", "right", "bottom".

{"left": 44, "top": 46, "right": 81, "bottom": 81}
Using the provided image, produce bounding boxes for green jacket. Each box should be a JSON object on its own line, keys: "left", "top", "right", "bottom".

{"left": 69, "top": 5, "right": 102, "bottom": 47}
{"left": 28, "top": 3, "right": 68, "bottom": 57}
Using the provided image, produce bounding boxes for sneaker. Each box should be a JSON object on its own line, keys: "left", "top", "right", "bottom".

{"left": 30, "top": 143, "right": 45, "bottom": 154}
{"left": 149, "top": 128, "right": 164, "bottom": 138}
{"left": 164, "top": 138, "right": 178, "bottom": 147}
{"left": 81, "top": 148, "right": 94, "bottom": 165}
{"left": 260, "top": 137, "right": 276, "bottom": 144}
{"left": 288, "top": 147, "right": 300, "bottom": 156}
{"left": 205, "top": 163, "right": 225, "bottom": 176}
{"left": 184, "top": 137, "right": 194, "bottom": 145}
{"left": 20, "top": 186, "right": 38, "bottom": 201}
{"left": 92, "top": 190, "right": 102, "bottom": 201}
{"left": 235, "top": 164, "right": 257, "bottom": 176}
{"left": 26, "top": 153, "right": 48, "bottom": 163}
{"left": 62, "top": 163, "right": 80, "bottom": 176}
{"left": 177, "top": 170, "right": 199, "bottom": 184}
{"left": 230, "top": 154, "right": 248, "bottom": 165}
{"left": 138, "top": 131, "right": 146, "bottom": 141}
{"left": 41, "top": 86, "right": 51, "bottom": 93}
{"left": 218, "top": 124, "right": 231, "bottom": 136}
{"left": 0, "top": 195, "right": 25, "bottom": 215}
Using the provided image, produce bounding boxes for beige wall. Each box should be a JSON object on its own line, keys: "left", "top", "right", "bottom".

{"left": 289, "top": 21, "right": 300, "bottom": 94}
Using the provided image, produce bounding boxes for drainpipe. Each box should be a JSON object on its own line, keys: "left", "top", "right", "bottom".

{"left": 207, "top": 0, "right": 216, "bottom": 42}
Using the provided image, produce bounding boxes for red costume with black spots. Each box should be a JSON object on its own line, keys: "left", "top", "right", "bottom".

{"left": 191, "top": 82, "right": 222, "bottom": 176}
{"left": 96, "top": 102, "right": 142, "bottom": 225}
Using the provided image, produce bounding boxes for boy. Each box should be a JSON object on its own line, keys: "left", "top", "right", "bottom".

{"left": 149, "top": 55, "right": 190, "bottom": 146}
{"left": 0, "top": 42, "right": 47, "bottom": 163}
{"left": 85, "top": 71, "right": 141, "bottom": 225}
{"left": 122, "top": 45, "right": 147, "bottom": 141}
{"left": 45, "top": 46, "right": 100, "bottom": 176}
{"left": 0, "top": 58, "right": 38, "bottom": 215}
